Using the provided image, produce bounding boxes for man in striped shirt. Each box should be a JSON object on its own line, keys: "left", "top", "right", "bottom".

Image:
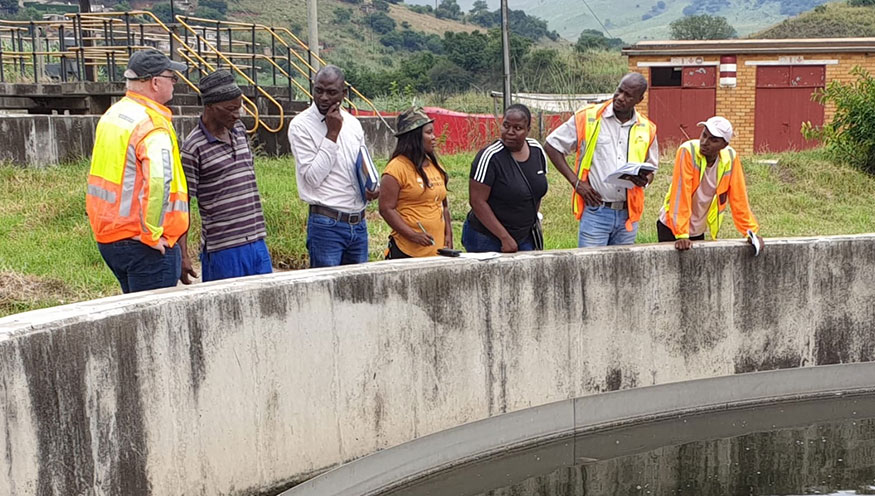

{"left": 180, "top": 70, "right": 272, "bottom": 282}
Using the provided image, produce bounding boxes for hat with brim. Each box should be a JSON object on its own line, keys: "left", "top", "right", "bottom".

{"left": 395, "top": 107, "right": 433, "bottom": 137}
{"left": 124, "top": 48, "right": 186, "bottom": 80}
{"left": 697, "top": 116, "right": 733, "bottom": 143}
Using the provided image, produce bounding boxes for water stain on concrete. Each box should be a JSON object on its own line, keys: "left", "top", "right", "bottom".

{"left": 18, "top": 315, "right": 149, "bottom": 495}
{"left": 186, "top": 310, "right": 207, "bottom": 397}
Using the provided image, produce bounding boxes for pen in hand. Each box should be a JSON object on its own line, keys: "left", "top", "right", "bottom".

{"left": 417, "top": 222, "right": 435, "bottom": 245}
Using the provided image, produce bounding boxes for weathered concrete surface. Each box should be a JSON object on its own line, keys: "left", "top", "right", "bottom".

{"left": 1, "top": 235, "right": 874, "bottom": 495}
{"left": 0, "top": 115, "right": 395, "bottom": 166}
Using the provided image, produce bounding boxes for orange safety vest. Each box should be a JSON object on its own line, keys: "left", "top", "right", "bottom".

{"left": 572, "top": 100, "right": 657, "bottom": 231}
{"left": 661, "top": 139, "right": 759, "bottom": 240}
{"left": 86, "top": 91, "right": 189, "bottom": 247}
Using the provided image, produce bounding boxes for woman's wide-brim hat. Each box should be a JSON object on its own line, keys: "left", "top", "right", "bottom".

{"left": 395, "top": 107, "right": 434, "bottom": 137}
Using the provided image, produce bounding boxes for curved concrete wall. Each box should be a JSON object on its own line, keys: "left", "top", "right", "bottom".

{"left": 1, "top": 235, "right": 874, "bottom": 495}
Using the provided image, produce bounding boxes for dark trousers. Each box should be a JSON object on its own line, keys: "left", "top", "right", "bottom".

{"left": 98, "top": 239, "right": 181, "bottom": 293}
{"left": 656, "top": 220, "right": 705, "bottom": 243}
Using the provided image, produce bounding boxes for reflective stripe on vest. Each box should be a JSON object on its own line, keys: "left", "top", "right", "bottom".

{"left": 86, "top": 94, "right": 188, "bottom": 245}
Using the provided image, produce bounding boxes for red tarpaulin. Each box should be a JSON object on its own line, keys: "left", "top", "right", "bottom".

{"left": 353, "top": 106, "right": 573, "bottom": 154}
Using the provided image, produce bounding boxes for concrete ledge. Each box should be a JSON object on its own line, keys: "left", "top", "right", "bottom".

{"left": 1, "top": 235, "right": 875, "bottom": 495}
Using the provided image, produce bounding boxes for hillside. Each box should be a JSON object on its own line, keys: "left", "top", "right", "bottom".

{"left": 754, "top": 2, "right": 875, "bottom": 38}
{"left": 387, "top": 3, "right": 479, "bottom": 35}
{"left": 407, "top": 0, "right": 842, "bottom": 42}
{"left": 227, "top": 0, "right": 483, "bottom": 69}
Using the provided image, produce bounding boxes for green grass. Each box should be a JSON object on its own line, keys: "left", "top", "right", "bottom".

{"left": 2, "top": 147, "right": 875, "bottom": 317}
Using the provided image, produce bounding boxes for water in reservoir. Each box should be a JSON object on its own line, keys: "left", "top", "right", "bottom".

{"left": 381, "top": 394, "right": 875, "bottom": 496}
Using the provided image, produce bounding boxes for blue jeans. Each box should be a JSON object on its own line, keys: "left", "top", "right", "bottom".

{"left": 578, "top": 205, "right": 638, "bottom": 247}
{"left": 201, "top": 239, "right": 273, "bottom": 282}
{"left": 307, "top": 213, "right": 369, "bottom": 268}
{"left": 461, "top": 219, "right": 534, "bottom": 253}
{"left": 98, "top": 239, "right": 181, "bottom": 293}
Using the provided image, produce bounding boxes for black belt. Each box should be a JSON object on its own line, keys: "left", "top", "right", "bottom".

{"left": 600, "top": 201, "right": 627, "bottom": 210}
{"left": 309, "top": 204, "right": 365, "bottom": 224}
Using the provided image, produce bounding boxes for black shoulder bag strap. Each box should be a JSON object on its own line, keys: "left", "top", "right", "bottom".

{"left": 508, "top": 145, "right": 544, "bottom": 251}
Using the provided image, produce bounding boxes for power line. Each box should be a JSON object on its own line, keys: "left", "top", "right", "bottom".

{"left": 580, "top": 0, "right": 615, "bottom": 39}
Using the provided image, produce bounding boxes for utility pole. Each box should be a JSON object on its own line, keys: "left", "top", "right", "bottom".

{"left": 500, "top": 0, "right": 511, "bottom": 110}
{"left": 307, "top": 0, "right": 320, "bottom": 72}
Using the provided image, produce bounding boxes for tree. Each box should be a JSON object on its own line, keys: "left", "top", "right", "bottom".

{"left": 333, "top": 7, "right": 352, "bottom": 24}
{"left": 0, "top": 0, "right": 18, "bottom": 15}
{"left": 366, "top": 11, "right": 396, "bottom": 34}
{"left": 194, "top": 5, "right": 225, "bottom": 20}
{"left": 435, "top": 0, "right": 462, "bottom": 20}
{"left": 428, "top": 58, "right": 473, "bottom": 94}
{"left": 443, "top": 31, "right": 490, "bottom": 73}
{"left": 849, "top": 0, "right": 875, "bottom": 5}
{"left": 669, "top": 14, "right": 737, "bottom": 40}
{"left": 151, "top": 2, "right": 174, "bottom": 23}
{"left": 803, "top": 66, "right": 875, "bottom": 175}
{"left": 200, "top": 0, "right": 227, "bottom": 14}
{"left": 468, "top": 0, "right": 493, "bottom": 25}
{"left": 469, "top": 0, "right": 488, "bottom": 14}
{"left": 575, "top": 29, "right": 624, "bottom": 52}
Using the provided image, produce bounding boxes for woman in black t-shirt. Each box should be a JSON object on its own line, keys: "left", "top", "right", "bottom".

{"left": 463, "top": 104, "right": 549, "bottom": 253}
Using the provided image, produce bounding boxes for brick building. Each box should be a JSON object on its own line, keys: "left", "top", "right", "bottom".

{"left": 622, "top": 38, "right": 875, "bottom": 155}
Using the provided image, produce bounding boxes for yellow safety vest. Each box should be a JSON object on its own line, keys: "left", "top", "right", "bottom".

{"left": 572, "top": 100, "right": 657, "bottom": 230}
{"left": 86, "top": 91, "right": 188, "bottom": 247}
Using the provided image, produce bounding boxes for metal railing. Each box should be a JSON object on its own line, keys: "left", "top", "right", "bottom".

{"left": 0, "top": 11, "right": 393, "bottom": 133}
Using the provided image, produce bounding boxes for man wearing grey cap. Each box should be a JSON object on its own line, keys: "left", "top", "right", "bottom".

{"left": 657, "top": 116, "right": 765, "bottom": 253}
{"left": 85, "top": 48, "right": 190, "bottom": 293}
{"left": 180, "top": 70, "right": 272, "bottom": 282}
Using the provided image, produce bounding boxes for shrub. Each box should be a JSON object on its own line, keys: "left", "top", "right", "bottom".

{"left": 333, "top": 7, "right": 352, "bottom": 23}
{"left": 366, "top": 11, "right": 395, "bottom": 34}
{"left": 803, "top": 66, "right": 875, "bottom": 175}
{"left": 194, "top": 5, "right": 225, "bottom": 20}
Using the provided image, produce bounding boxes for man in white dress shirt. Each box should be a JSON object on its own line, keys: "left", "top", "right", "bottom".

{"left": 544, "top": 73, "right": 659, "bottom": 247}
{"left": 288, "top": 65, "right": 379, "bottom": 267}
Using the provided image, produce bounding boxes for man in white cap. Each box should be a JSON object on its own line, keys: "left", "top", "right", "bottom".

{"left": 657, "top": 116, "right": 765, "bottom": 252}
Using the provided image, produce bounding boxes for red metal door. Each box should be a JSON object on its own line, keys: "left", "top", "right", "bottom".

{"left": 649, "top": 87, "right": 685, "bottom": 147}
{"left": 649, "top": 66, "right": 716, "bottom": 149}
{"left": 679, "top": 88, "right": 716, "bottom": 142}
{"left": 754, "top": 66, "right": 825, "bottom": 152}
